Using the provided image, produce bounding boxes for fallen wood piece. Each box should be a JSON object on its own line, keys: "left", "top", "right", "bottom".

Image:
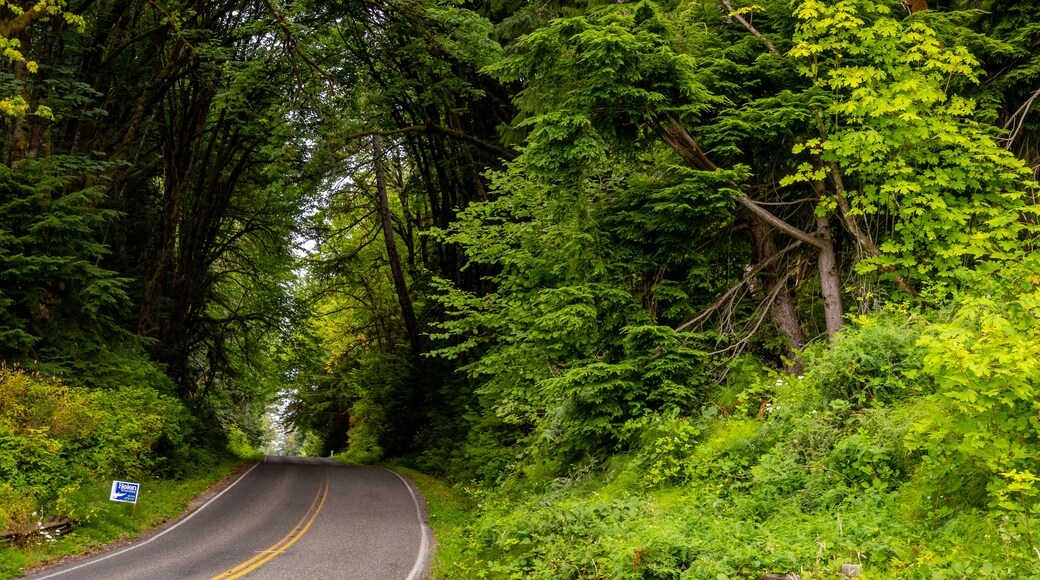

{"left": 842, "top": 563, "right": 862, "bottom": 578}
{"left": 1, "top": 516, "right": 74, "bottom": 543}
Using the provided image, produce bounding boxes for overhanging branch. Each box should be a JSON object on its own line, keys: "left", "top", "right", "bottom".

{"left": 719, "top": 0, "right": 780, "bottom": 56}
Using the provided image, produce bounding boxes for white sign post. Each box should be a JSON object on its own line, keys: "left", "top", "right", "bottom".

{"left": 110, "top": 480, "right": 140, "bottom": 514}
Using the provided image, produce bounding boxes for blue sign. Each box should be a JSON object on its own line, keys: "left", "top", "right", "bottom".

{"left": 110, "top": 480, "right": 140, "bottom": 504}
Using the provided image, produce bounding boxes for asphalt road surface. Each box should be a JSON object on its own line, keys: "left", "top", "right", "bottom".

{"left": 23, "top": 456, "right": 432, "bottom": 580}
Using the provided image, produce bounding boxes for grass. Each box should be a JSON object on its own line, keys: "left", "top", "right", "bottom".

{"left": 1, "top": 459, "right": 250, "bottom": 579}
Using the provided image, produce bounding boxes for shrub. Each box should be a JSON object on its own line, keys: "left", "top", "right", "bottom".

{"left": 0, "top": 364, "right": 191, "bottom": 531}
{"left": 0, "top": 365, "right": 97, "bottom": 524}
{"left": 810, "top": 315, "right": 927, "bottom": 407}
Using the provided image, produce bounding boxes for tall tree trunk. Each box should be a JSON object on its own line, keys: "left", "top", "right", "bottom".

{"left": 815, "top": 214, "right": 844, "bottom": 339}
{"left": 809, "top": 155, "right": 845, "bottom": 339}
{"left": 747, "top": 217, "right": 806, "bottom": 371}
{"left": 373, "top": 134, "right": 421, "bottom": 355}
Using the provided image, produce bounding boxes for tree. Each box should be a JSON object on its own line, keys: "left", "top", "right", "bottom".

{"left": 0, "top": 0, "right": 315, "bottom": 454}
{"left": 0, "top": 159, "right": 129, "bottom": 360}
{"left": 414, "top": 0, "right": 1039, "bottom": 476}
{"left": 485, "top": 0, "right": 1035, "bottom": 359}
{"left": 282, "top": 0, "right": 517, "bottom": 457}
{"left": 373, "top": 133, "right": 420, "bottom": 355}
{"left": 484, "top": 0, "right": 843, "bottom": 360}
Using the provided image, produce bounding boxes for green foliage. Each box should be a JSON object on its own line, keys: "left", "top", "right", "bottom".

{"left": 786, "top": 0, "right": 1038, "bottom": 289}
{"left": 0, "top": 364, "right": 191, "bottom": 534}
{"left": 486, "top": 0, "right": 714, "bottom": 171}
{"left": 0, "top": 159, "right": 129, "bottom": 357}
{"left": 432, "top": 309, "right": 1040, "bottom": 576}
{"left": 224, "top": 424, "right": 263, "bottom": 463}
{"left": 442, "top": 468, "right": 918, "bottom": 578}
{"left": 430, "top": 155, "right": 725, "bottom": 474}
{"left": 907, "top": 261, "right": 1040, "bottom": 541}
{"left": 810, "top": 315, "right": 926, "bottom": 407}
{"left": 0, "top": 361, "right": 260, "bottom": 576}
{"left": 287, "top": 298, "right": 417, "bottom": 462}
{"left": 956, "top": 1, "right": 1040, "bottom": 170}
{"left": 285, "top": 0, "right": 1040, "bottom": 575}
{"left": 336, "top": 350, "right": 413, "bottom": 464}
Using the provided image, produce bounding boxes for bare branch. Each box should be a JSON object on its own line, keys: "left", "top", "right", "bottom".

{"left": 731, "top": 195, "right": 826, "bottom": 249}
{"left": 1001, "top": 86, "right": 1040, "bottom": 150}
{"left": 676, "top": 240, "right": 804, "bottom": 332}
{"left": 708, "top": 268, "right": 795, "bottom": 357}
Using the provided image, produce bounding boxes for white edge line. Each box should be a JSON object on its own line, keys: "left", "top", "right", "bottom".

{"left": 31, "top": 461, "right": 263, "bottom": 579}
{"left": 380, "top": 467, "right": 431, "bottom": 580}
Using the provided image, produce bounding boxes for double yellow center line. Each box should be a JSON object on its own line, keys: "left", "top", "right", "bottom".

{"left": 210, "top": 472, "right": 330, "bottom": 579}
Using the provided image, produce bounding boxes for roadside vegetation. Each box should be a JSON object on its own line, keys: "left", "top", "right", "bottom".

{"left": 0, "top": 366, "right": 257, "bottom": 578}
{"left": 0, "top": 462, "right": 244, "bottom": 578}
{"left": 406, "top": 297, "right": 1040, "bottom": 577}
{"left": 0, "top": 1, "right": 303, "bottom": 576}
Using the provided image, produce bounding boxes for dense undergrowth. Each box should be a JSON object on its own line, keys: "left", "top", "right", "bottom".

{"left": 0, "top": 365, "right": 259, "bottom": 578}
{"left": 417, "top": 280, "right": 1040, "bottom": 578}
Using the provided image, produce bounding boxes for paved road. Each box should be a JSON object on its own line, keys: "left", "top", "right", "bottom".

{"left": 23, "top": 457, "right": 432, "bottom": 580}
